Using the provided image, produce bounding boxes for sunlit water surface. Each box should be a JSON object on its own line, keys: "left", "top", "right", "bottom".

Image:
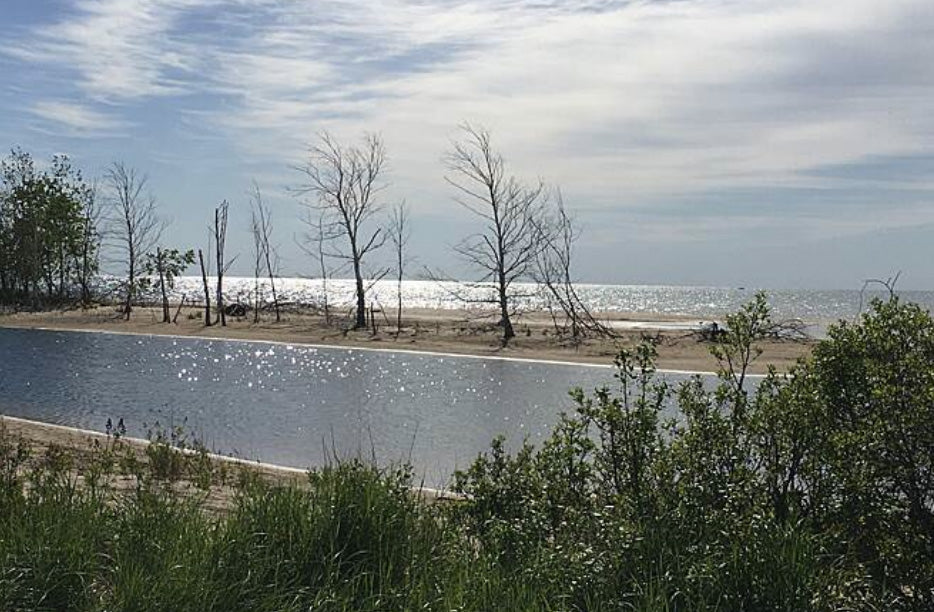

{"left": 100, "top": 276, "right": 934, "bottom": 325}
{"left": 0, "top": 328, "right": 717, "bottom": 486}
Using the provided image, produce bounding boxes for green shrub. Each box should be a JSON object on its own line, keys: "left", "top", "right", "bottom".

{"left": 453, "top": 293, "right": 934, "bottom": 610}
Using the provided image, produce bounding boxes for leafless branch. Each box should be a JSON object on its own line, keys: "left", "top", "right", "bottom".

{"left": 105, "top": 162, "right": 165, "bottom": 319}
{"left": 249, "top": 182, "right": 281, "bottom": 323}
{"left": 293, "top": 131, "right": 388, "bottom": 329}
{"left": 444, "top": 123, "right": 548, "bottom": 344}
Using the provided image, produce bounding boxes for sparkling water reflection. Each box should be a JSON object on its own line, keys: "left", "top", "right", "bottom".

{"left": 0, "top": 328, "right": 709, "bottom": 486}
{"left": 104, "top": 275, "right": 934, "bottom": 324}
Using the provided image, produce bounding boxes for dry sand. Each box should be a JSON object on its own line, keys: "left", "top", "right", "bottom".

{"left": 0, "top": 414, "right": 306, "bottom": 513}
{"left": 0, "top": 305, "right": 813, "bottom": 373}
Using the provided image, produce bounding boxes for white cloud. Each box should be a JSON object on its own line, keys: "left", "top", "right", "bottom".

{"left": 30, "top": 100, "right": 129, "bottom": 134}
{"left": 4, "top": 0, "right": 214, "bottom": 101}
{"left": 138, "top": 0, "right": 931, "bottom": 217}
{"left": 5, "top": 0, "right": 934, "bottom": 225}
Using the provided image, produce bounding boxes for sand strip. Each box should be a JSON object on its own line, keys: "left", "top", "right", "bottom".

{"left": 0, "top": 414, "right": 458, "bottom": 500}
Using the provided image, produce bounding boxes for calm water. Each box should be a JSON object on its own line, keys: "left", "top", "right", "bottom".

{"left": 0, "top": 328, "right": 710, "bottom": 486}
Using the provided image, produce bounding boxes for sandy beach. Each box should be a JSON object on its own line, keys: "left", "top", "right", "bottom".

{"left": 0, "top": 305, "right": 813, "bottom": 374}
{"left": 0, "top": 414, "right": 458, "bottom": 514}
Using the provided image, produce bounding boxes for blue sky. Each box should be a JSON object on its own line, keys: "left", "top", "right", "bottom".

{"left": 1, "top": 0, "right": 933, "bottom": 289}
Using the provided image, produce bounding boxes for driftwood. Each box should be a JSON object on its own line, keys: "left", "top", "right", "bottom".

{"left": 224, "top": 303, "right": 247, "bottom": 318}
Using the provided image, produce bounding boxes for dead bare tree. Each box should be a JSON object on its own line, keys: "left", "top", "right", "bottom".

{"left": 444, "top": 123, "right": 547, "bottom": 343}
{"left": 198, "top": 248, "right": 211, "bottom": 326}
{"left": 213, "top": 200, "right": 230, "bottom": 326}
{"left": 293, "top": 132, "right": 387, "bottom": 330}
{"left": 858, "top": 271, "right": 901, "bottom": 316}
{"left": 532, "top": 189, "right": 614, "bottom": 342}
{"left": 105, "top": 163, "right": 164, "bottom": 320}
{"left": 251, "top": 214, "right": 263, "bottom": 323}
{"left": 297, "top": 210, "right": 343, "bottom": 325}
{"left": 388, "top": 200, "right": 410, "bottom": 336}
{"left": 249, "top": 183, "right": 281, "bottom": 323}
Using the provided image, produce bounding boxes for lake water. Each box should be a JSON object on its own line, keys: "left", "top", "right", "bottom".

{"left": 0, "top": 328, "right": 714, "bottom": 486}
{"left": 101, "top": 276, "right": 934, "bottom": 328}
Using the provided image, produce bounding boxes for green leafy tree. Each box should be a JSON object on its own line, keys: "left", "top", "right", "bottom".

{"left": 802, "top": 297, "right": 934, "bottom": 602}
{"left": 0, "top": 148, "right": 42, "bottom": 301}
{"left": 144, "top": 247, "right": 195, "bottom": 323}
{"left": 38, "top": 155, "right": 94, "bottom": 300}
{"left": 0, "top": 148, "right": 97, "bottom": 306}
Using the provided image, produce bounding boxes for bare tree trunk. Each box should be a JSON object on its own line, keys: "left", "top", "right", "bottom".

{"left": 396, "top": 267, "right": 403, "bottom": 334}
{"left": 498, "top": 269, "right": 514, "bottom": 341}
{"left": 389, "top": 201, "right": 409, "bottom": 337}
{"left": 444, "top": 124, "right": 545, "bottom": 344}
{"left": 293, "top": 132, "right": 387, "bottom": 331}
{"left": 316, "top": 215, "right": 331, "bottom": 325}
{"left": 173, "top": 295, "right": 185, "bottom": 324}
{"left": 299, "top": 211, "right": 334, "bottom": 325}
{"left": 124, "top": 251, "right": 134, "bottom": 320}
{"left": 250, "top": 183, "right": 280, "bottom": 323}
{"left": 198, "top": 248, "right": 212, "bottom": 326}
{"left": 158, "top": 247, "right": 170, "bottom": 323}
{"left": 353, "top": 255, "right": 366, "bottom": 329}
{"left": 253, "top": 277, "right": 261, "bottom": 323}
{"left": 252, "top": 224, "right": 262, "bottom": 324}
{"left": 268, "top": 268, "right": 280, "bottom": 322}
{"left": 214, "top": 202, "right": 229, "bottom": 327}
{"left": 268, "top": 266, "right": 280, "bottom": 322}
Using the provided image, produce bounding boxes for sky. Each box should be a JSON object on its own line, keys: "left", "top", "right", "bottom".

{"left": 1, "top": 0, "right": 933, "bottom": 289}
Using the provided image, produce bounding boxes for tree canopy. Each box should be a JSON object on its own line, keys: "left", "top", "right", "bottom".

{"left": 0, "top": 148, "right": 97, "bottom": 305}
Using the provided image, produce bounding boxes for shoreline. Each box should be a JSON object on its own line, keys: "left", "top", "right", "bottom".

{"left": 0, "top": 414, "right": 457, "bottom": 501}
{"left": 3, "top": 323, "right": 760, "bottom": 377}
{"left": 0, "top": 305, "right": 814, "bottom": 374}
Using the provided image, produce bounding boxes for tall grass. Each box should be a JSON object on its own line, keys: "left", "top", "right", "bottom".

{"left": 0, "top": 435, "right": 456, "bottom": 611}
{"left": 0, "top": 425, "right": 875, "bottom": 612}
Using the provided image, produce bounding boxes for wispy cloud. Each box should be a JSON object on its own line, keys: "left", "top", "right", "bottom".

{"left": 4, "top": 0, "right": 213, "bottom": 101}
{"left": 153, "top": 0, "right": 934, "bottom": 210}
{"left": 30, "top": 100, "right": 129, "bottom": 135}
{"left": 3, "top": 0, "right": 934, "bottom": 249}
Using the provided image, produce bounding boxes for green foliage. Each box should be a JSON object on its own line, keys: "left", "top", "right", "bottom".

{"left": 143, "top": 422, "right": 223, "bottom": 488}
{"left": 142, "top": 247, "right": 195, "bottom": 291}
{"left": 0, "top": 432, "right": 456, "bottom": 612}
{"left": 0, "top": 147, "right": 98, "bottom": 306}
{"left": 143, "top": 247, "right": 195, "bottom": 321}
{"left": 144, "top": 424, "right": 191, "bottom": 483}
{"left": 452, "top": 293, "right": 934, "bottom": 610}
{"left": 804, "top": 297, "right": 934, "bottom": 603}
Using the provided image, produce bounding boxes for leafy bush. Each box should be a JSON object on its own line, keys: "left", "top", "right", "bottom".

{"left": 452, "top": 293, "right": 934, "bottom": 610}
